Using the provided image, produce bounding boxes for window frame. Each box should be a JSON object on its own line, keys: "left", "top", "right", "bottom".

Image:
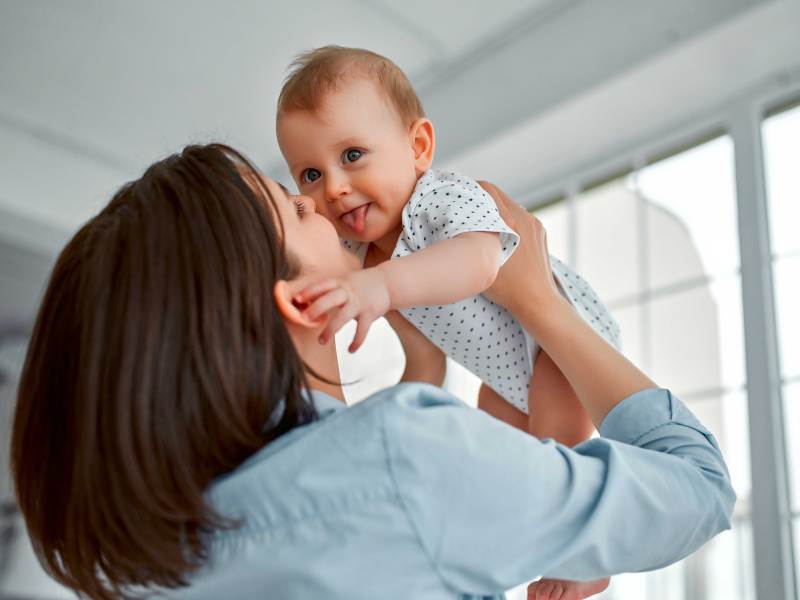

{"left": 520, "top": 74, "right": 800, "bottom": 600}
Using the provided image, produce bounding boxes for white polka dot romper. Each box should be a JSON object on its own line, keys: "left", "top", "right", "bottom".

{"left": 343, "top": 169, "right": 621, "bottom": 414}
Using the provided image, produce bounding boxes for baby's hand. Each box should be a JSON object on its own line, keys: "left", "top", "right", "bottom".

{"left": 294, "top": 268, "right": 391, "bottom": 353}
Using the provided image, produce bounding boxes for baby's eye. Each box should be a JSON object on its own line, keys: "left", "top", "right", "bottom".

{"left": 294, "top": 199, "right": 306, "bottom": 218}
{"left": 342, "top": 148, "right": 363, "bottom": 164}
{"left": 301, "top": 168, "right": 322, "bottom": 184}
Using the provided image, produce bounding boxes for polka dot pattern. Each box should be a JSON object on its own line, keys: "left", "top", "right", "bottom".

{"left": 397, "top": 170, "right": 519, "bottom": 264}
{"left": 342, "top": 169, "right": 622, "bottom": 414}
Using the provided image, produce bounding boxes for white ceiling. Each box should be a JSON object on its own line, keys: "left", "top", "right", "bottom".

{"left": 0, "top": 0, "right": 543, "bottom": 234}
{"left": 1, "top": 0, "right": 797, "bottom": 328}
{"left": 449, "top": 0, "right": 800, "bottom": 200}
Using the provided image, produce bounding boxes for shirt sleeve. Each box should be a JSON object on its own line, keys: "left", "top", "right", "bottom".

{"left": 380, "top": 384, "right": 735, "bottom": 594}
{"left": 398, "top": 176, "right": 519, "bottom": 264}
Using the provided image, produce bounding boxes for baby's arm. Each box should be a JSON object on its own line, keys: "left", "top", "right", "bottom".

{"left": 377, "top": 231, "right": 504, "bottom": 309}
{"left": 296, "top": 232, "right": 506, "bottom": 353}
{"left": 297, "top": 176, "right": 516, "bottom": 352}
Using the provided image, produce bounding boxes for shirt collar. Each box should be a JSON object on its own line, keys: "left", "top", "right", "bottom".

{"left": 309, "top": 388, "right": 347, "bottom": 418}
{"left": 219, "top": 389, "right": 346, "bottom": 479}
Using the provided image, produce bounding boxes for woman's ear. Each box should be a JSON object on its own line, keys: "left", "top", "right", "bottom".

{"left": 273, "top": 280, "right": 326, "bottom": 328}
{"left": 409, "top": 118, "right": 435, "bottom": 174}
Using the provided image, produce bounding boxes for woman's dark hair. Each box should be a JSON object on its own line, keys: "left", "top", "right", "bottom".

{"left": 11, "top": 144, "right": 317, "bottom": 598}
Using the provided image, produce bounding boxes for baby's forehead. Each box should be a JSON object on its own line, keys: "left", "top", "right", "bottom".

{"left": 280, "top": 75, "right": 406, "bottom": 128}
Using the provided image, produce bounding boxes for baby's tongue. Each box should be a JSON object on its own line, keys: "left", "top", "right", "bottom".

{"left": 342, "top": 204, "right": 368, "bottom": 234}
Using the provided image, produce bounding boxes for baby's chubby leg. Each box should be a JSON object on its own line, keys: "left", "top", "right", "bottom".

{"left": 477, "top": 384, "right": 527, "bottom": 432}
{"left": 528, "top": 351, "right": 594, "bottom": 447}
{"left": 480, "top": 358, "right": 609, "bottom": 599}
{"left": 527, "top": 354, "right": 610, "bottom": 600}
{"left": 477, "top": 351, "right": 594, "bottom": 446}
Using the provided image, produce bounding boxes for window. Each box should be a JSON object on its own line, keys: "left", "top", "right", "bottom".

{"left": 337, "top": 318, "right": 406, "bottom": 404}
{"left": 534, "top": 136, "right": 755, "bottom": 600}
{"left": 335, "top": 117, "right": 795, "bottom": 598}
{"left": 763, "top": 101, "right": 800, "bottom": 595}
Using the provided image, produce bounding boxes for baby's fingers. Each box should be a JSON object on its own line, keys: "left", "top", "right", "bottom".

{"left": 294, "top": 279, "right": 340, "bottom": 305}
{"left": 319, "top": 303, "right": 357, "bottom": 345}
{"left": 302, "top": 287, "right": 349, "bottom": 322}
{"left": 348, "top": 316, "right": 375, "bottom": 353}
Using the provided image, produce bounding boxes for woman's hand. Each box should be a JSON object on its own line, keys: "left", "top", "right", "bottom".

{"left": 477, "top": 180, "right": 655, "bottom": 427}
{"left": 294, "top": 267, "right": 391, "bottom": 353}
{"left": 478, "top": 181, "right": 562, "bottom": 315}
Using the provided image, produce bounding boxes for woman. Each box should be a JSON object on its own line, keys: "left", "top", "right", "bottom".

{"left": 11, "top": 144, "right": 734, "bottom": 599}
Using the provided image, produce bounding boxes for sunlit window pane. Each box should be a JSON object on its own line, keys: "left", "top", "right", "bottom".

{"left": 763, "top": 104, "right": 800, "bottom": 258}
{"left": 783, "top": 382, "right": 800, "bottom": 513}
{"left": 338, "top": 318, "right": 483, "bottom": 407}
{"left": 636, "top": 137, "right": 739, "bottom": 289}
{"left": 644, "top": 197, "right": 709, "bottom": 290}
{"left": 532, "top": 201, "right": 570, "bottom": 262}
{"left": 609, "top": 303, "right": 645, "bottom": 370}
{"left": 337, "top": 318, "right": 405, "bottom": 404}
{"left": 443, "top": 358, "right": 481, "bottom": 408}
{"left": 574, "top": 178, "right": 641, "bottom": 303}
{"left": 648, "top": 274, "right": 745, "bottom": 396}
{"left": 711, "top": 276, "right": 748, "bottom": 390}
{"left": 598, "top": 561, "right": 685, "bottom": 600}
{"left": 773, "top": 255, "right": 800, "bottom": 380}
{"left": 697, "top": 519, "right": 756, "bottom": 600}
{"left": 648, "top": 280, "right": 715, "bottom": 394}
{"left": 686, "top": 390, "right": 752, "bottom": 502}
{"left": 794, "top": 518, "right": 800, "bottom": 597}
{"left": 599, "top": 520, "right": 754, "bottom": 600}
{"left": 567, "top": 135, "right": 752, "bottom": 599}
{"left": 764, "top": 102, "right": 800, "bottom": 596}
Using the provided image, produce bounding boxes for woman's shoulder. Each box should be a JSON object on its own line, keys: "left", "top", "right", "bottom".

{"left": 357, "top": 382, "right": 467, "bottom": 412}
{"left": 205, "top": 385, "right": 467, "bottom": 531}
{"left": 316, "top": 383, "right": 472, "bottom": 447}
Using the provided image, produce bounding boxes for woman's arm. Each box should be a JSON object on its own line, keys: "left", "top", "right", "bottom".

{"left": 381, "top": 383, "right": 735, "bottom": 593}
{"left": 382, "top": 185, "right": 732, "bottom": 591}
{"left": 479, "top": 181, "right": 655, "bottom": 426}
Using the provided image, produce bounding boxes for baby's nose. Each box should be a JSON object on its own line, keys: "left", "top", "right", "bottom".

{"left": 302, "top": 195, "right": 317, "bottom": 214}
{"left": 325, "top": 173, "right": 352, "bottom": 200}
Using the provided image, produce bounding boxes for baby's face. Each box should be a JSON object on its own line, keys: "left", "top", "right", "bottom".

{"left": 277, "top": 78, "right": 420, "bottom": 247}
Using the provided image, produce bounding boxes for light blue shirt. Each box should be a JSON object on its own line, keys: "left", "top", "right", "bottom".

{"left": 171, "top": 383, "right": 734, "bottom": 599}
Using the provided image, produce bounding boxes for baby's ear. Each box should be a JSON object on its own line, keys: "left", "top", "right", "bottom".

{"left": 410, "top": 118, "right": 435, "bottom": 174}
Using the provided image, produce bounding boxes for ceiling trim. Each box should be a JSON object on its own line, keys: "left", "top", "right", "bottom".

{"left": 413, "top": 0, "right": 581, "bottom": 93}
{"left": 0, "top": 202, "right": 69, "bottom": 258}
{"left": 350, "top": 0, "right": 445, "bottom": 62}
{"left": 0, "top": 106, "right": 135, "bottom": 174}
{"left": 421, "top": 0, "right": 772, "bottom": 160}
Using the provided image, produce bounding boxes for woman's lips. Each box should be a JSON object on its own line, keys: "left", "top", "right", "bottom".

{"left": 340, "top": 203, "right": 370, "bottom": 234}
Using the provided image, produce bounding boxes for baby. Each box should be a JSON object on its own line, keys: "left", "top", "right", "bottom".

{"left": 277, "top": 46, "right": 617, "bottom": 598}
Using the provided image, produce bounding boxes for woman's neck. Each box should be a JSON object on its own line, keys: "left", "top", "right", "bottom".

{"left": 290, "top": 326, "right": 346, "bottom": 403}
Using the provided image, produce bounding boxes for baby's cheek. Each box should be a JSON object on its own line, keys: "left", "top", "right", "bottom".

{"left": 322, "top": 210, "right": 341, "bottom": 229}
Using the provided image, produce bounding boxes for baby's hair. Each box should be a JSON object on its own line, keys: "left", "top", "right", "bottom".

{"left": 277, "top": 45, "right": 425, "bottom": 126}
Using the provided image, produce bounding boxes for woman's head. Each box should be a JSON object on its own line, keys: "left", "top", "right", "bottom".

{"left": 10, "top": 144, "right": 346, "bottom": 598}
